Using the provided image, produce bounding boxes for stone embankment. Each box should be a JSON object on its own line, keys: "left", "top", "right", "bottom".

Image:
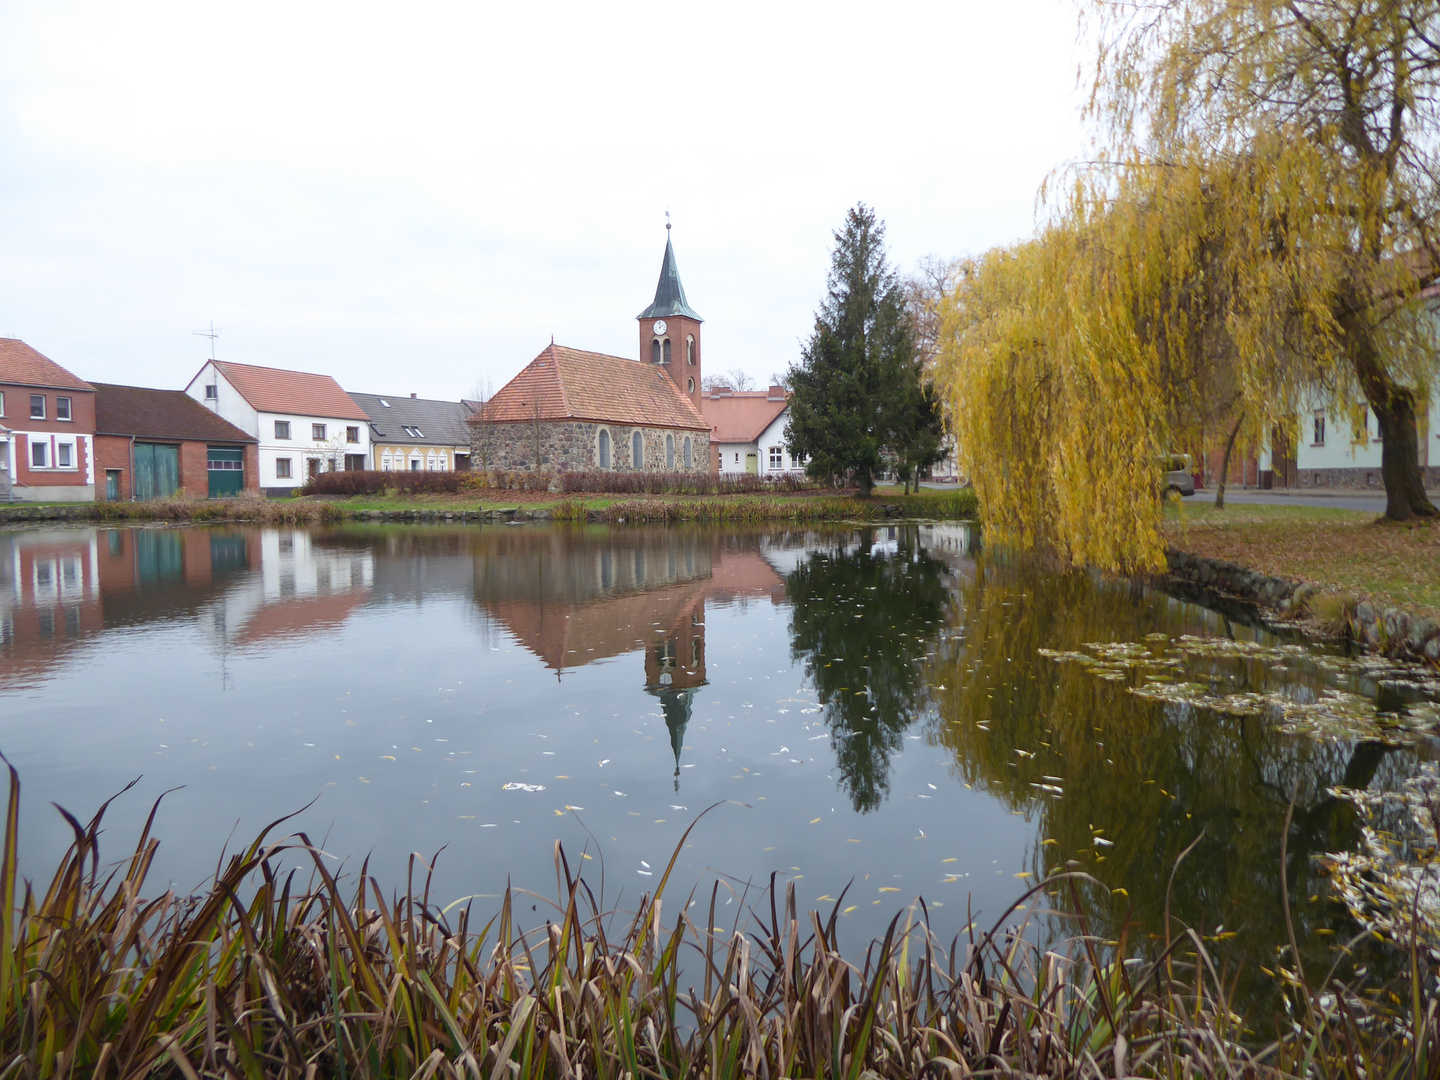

{"left": 0, "top": 503, "right": 558, "bottom": 526}
{"left": 1165, "top": 548, "right": 1440, "bottom": 664}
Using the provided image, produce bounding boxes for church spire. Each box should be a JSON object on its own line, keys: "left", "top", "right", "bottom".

{"left": 637, "top": 226, "right": 704, "bottom": 322}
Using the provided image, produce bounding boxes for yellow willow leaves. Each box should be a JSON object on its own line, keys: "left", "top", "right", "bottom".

{"left": 938, "top": 0, "right": 1440, "bottom": 565}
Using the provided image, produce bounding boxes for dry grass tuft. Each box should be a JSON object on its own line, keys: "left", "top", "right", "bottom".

{"left": 0, "top": 763, "right": 1432, "bottom": 1078}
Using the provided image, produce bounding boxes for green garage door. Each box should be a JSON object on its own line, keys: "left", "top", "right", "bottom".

{"left": 207, "top": 447, "right": 245, "bottom": 498}
{"left": 134, "top": 443, "right": 180, "bottom": 500}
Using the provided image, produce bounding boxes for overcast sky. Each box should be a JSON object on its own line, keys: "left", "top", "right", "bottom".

{"left": 0, "top": 0, "right": 1091, "bottom": 400}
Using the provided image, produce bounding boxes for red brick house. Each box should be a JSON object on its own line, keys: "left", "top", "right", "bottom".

{"left": 0, "top": 339, "right": 97, "bottom": 502}
{"left": 92, "top": 383, "right": 259, "bottom": 500}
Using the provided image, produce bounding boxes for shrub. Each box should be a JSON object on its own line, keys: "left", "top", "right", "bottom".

{"left": 461, "top": 470, "right": 559, "bottom": 492}
{"left": 559, "top": 470, "right": 823, "bottom": 496}
{"left": 302, "top": 470, "right": 464, "bottom": 496}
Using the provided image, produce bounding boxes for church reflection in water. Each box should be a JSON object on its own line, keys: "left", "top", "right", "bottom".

{"left": 469, "top": 528, "right": 788, "bottom": 786}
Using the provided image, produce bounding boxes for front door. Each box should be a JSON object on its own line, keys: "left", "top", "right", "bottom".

{"left": 207, "top": 448, "right": 244, "bottom": 498}
{"left": 745, "top": 452, "right": 759, "bottom": 475}
{"left": 105, "top": 470, "right": 121, "bottom": 500}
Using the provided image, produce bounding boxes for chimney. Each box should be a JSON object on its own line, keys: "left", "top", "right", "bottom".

{"left": 768, "top": 385, "right": 787, "bottom": 400}
{"left": 411, "top": 392, "right": 417, "bottom": 398}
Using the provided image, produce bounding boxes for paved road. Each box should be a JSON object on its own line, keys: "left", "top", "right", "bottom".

{"left": 917, "top": 480, "right": 1440, "bottom": 512}
{"left": 1184, "top": 488, "right": 1391, "bottom": 512}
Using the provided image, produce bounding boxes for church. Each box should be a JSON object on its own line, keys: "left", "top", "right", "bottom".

{"left": 470, "top": 227, "right": 715, "bottom": 473}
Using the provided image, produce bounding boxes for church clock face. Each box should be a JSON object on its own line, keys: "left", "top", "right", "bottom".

{"left": 652, "top": 320, "right": 667, "bottom": 335}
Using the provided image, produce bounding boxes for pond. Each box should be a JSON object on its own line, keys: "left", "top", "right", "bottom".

{"left": 0, "top": 520, "right": 1434, "bottom": 1020}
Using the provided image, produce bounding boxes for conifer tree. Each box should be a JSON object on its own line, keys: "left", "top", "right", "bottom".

{"left": 786, "top": 205, "right": 922, "bottom": 496}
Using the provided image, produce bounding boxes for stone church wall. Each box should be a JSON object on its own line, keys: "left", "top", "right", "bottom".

{"left": 472, "top": 420, "right": 710, "bottom": 474}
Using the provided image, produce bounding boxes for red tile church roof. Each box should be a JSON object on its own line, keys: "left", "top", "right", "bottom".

{"left": 477, "top": 344, "right": 707, "bottom": 430}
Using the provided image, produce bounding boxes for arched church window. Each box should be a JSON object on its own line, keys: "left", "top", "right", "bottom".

{"left": 662, "top": 338, "right": 672, "bottom": 364}
{"left": 632, "top": 430, "right": 643, "bottom": 469}
{"left": 651, "top": 339, "right": 661, "bottom": 364}
{"left": 687, "top": 337, "right": 695, "bottom": 364}
{"left": 598, "top": 428, "right": 611, "bottom": 468}
{"left": 666, "top": 434, "right": 675, "bottom": 469}
{"left": 683, "top": 437, "right": 693, "bottom": 469}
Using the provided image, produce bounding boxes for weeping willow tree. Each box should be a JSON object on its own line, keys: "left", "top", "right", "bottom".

{"left": 938, "top": 0, "right": 1440, "bottom": 571}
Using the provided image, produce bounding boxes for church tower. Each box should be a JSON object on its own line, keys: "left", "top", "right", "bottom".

{"left": 637, "top": 224, "right": 703, "bottom": 412}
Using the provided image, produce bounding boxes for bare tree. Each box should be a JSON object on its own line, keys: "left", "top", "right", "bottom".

{"left": 725, "top": 369, "right": 756, "bottom": 392}
{"left": 904, "top": 256, "right": 963, "bottom": 369}
{"left": 468, "top": 379, "right": 496, "bottom": 475}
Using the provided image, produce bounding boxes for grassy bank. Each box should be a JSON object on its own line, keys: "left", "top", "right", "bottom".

{"left": 1163, "top": 502, "right": 1440, "bottom": 618}
{"left": 0, "top": 487, "right": 979, "bottom": 527}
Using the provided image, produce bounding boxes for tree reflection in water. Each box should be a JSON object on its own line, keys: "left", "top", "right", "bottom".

{"left": 785, "top": 527, "right": 953, "bottom": 812}
{"left": 924, "top": 549, "right": 1427, "bottom": 1021}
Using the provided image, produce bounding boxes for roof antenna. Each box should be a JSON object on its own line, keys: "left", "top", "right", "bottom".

{"left": 193, "top": 321, "right": 220, "bottom": 360}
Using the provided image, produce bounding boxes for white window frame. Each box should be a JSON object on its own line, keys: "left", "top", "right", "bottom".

{"left": 30, "top": 440, "right": 48, "bottom": 468}
{"left": 56, "top": 396, "right": 72, "bottom": 421}
{"left": 768, "top": 446, "right": 783, "bottom": 469}
{"left": 55, "top": 440, "right": 75, "bottom": 469}
{"left": 30, "top": 395, "right": 45, "bottom": 420}
{"left": 0, "top": 390, "right": 5, "bottom": 416}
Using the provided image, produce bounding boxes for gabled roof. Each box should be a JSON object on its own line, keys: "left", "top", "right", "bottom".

{"left": 93, "top": 383, "right": 257, "bottom": 443}
{"left": 637, "top": 231, "right": 703, "bottom": 322}
{"left": 476, "top": 344, "right": 708, "bottom": 430}
{"left": 349, "top": 393, "right": 472, "bottom": 447}
{"left": 701, "top": 388, "right": 790, "bottom": 444}
{"left": 0, "top": 339, "right": 94, "bottom": 392}
{"left": 209, "top": 360, "right": 369, "bottom": 421}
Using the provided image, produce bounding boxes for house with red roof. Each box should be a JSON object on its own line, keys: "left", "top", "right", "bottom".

{"left": 183, "top": 360, "right": 371, "bottom": 494}
{"left": 0, "top": 339, "right": 97, "bottom": 502}
{"left": 703, "top": 383, "right": 802, "bottom": 476}
{"left": 92, "top": 383, "right": 258, "bottom": 500}
{"left": 471, "top": 228, "right": 712, "bottom": 474}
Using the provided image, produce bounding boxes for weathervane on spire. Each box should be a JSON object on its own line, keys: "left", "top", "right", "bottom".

{"left": 666, "top": 209, "right": 671, "bottom": 231}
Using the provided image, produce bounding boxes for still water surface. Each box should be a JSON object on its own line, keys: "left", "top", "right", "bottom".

{"left": 0, "top": 521, "right": 1433, "bottom": 1015}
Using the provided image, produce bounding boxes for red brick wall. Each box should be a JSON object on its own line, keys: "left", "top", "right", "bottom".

{"left": 3, "top": 386, "right": 96, "bottom": 490}
{"left": 179, "top": 442, "right": 208, "bottom": 498}
{"left": 94, "top": 435, "right": 132, "bottom": 499}
{"left": 638, "top": 314, "right": 703, "bottom": 414}
{"left": 93, "top": 439, "right": 258, "bottom": 499}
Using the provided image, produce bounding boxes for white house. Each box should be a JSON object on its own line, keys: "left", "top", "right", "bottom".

{"left": 701, "top": 385, "right": 806, "bottom": 476}
{"left": 1278, "top": 392, "right": 1440, "bottom": 489}
{"left": 184, "top": 360, "right": 371, "bottom": 494}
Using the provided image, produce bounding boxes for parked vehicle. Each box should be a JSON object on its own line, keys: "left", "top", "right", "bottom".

{"left": 1162, "top": 454, "right": 1196, "bottom": 497}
